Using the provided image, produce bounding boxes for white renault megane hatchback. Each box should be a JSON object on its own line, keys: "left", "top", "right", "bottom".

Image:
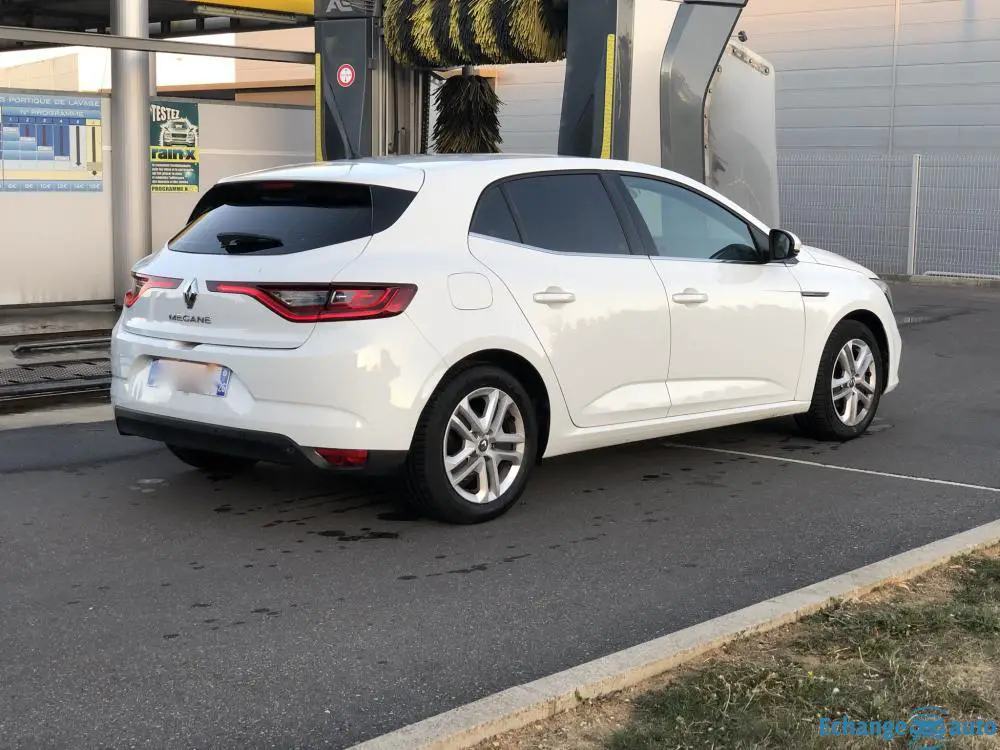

{"left": 112, "top": 154, "right": 901, "bottom": 524}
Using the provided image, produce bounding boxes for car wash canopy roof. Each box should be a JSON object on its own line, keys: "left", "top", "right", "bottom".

{"left": 0, "top": 0, "right": 314, "bottom": 53}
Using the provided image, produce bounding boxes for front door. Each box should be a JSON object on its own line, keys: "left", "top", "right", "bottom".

{"left": 468, "top": 172, "right": 672, "bottom": 428}
{"left": 611, "top": 172, "right": 806, "bottom": 416}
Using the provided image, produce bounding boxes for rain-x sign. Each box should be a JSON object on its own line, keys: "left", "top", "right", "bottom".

{"left": 149, "top": 100, "right": 200, "bottom": 193}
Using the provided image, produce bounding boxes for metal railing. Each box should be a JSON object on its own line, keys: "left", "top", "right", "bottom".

{"left": 777, "top": 151, "right": 1000, "bottom": 279}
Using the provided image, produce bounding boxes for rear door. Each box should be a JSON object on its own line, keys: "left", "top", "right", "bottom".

{"left": 468, "top": 172, "right": 672, "bottom": 428}
{"left": 123, "top": 178, "right": 417, "bottom": 349}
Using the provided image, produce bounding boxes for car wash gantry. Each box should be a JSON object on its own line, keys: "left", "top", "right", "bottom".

{"left": 314, "top": 0, "right": 779, "bottom": 231}
{"left": 0, "top": 0, "right": 779, "bottom": 298}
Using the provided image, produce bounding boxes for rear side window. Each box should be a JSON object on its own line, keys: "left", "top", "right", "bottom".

{"left": 502, "top": 173, "right": 630, "bottom": 255}
{"left": 470, "top": 185, "right": 521, "bottom": 243}
{"left": 169, "top": 180, "right": 416, "bottom": 255}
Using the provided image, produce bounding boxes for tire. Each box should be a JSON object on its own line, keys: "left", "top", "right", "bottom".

{"left": 404, "top": 365, "right": 538, "bottom": 524}
{"left": 166, "top": 444, "right": 259, "bottom": 473}
{"left": 795, "top": 319, "right": 885, "bottom": 442}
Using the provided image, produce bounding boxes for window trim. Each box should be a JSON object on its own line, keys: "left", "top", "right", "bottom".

{"left": 467, "top": 169, "right": 646, "bottom": 258}
{"left": 608, "top": 171, "right": 773, "bottom": 265}
{"left": 469, "top": 183, "right": 523, "bottom": 245}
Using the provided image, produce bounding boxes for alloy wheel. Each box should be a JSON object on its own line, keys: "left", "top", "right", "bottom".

{"left": 831, "top": 338, "right": 878, "bottom": 427}
{"left": 443, "top": 387, "right": 526, "bottom": 504}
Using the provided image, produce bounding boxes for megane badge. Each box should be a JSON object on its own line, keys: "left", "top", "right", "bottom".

{"left": 183, "top": 278, "right": 199, "bottom": 310}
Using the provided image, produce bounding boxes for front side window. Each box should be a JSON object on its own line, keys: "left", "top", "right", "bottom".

{"left": 619, "top": 175, "right": 759, "bottom": 263}
{"left": 502, "top": 173, "right": 630, "bottom": 255}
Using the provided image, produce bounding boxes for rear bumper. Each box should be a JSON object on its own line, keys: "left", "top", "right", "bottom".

{"left": 109, "top": 314, "right": 444, "bottom": 452}
{"left": 115, "top": 407, "right": 407, "bottom": 474}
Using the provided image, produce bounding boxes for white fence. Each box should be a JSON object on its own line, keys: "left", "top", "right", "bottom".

{"left": 777, "top": 152, "right": 1000, "bottom": 279}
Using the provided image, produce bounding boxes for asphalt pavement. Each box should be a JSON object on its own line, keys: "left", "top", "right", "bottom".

{"left": 1, "top": 282, "right": 998, "bottom": 750}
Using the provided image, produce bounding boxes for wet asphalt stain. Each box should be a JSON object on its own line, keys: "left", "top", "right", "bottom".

{"left": 397, "top": 552, "right": 532, "bottom": 582}
{"left": 377, "top": 508, "right": 422, "bottom": 522}
{"left": 251, "top": 607, "right": 280, "bottom": 617}
{"left": 864, "top": 421, "right": 894, "bottom": 436}
{"left": 895, "top": 306, "right": 977, "bottom": 328}
{"left": 315, "top": 530, "right": 400, "bottom": 541}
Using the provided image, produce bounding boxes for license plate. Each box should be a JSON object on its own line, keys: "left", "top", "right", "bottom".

{"left": 148, "top": 359, "right": 232, "bottom": 397}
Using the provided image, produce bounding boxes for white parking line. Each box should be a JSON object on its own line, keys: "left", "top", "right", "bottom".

{"left": 664, "top": 442, "right": 1000, "bottom": 494}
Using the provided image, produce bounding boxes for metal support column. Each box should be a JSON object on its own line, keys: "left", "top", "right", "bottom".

{"left": 111, "top": 0, "right": 152, "bottom": 306}
{"left": 907, "top": 153, "right": 922, "bottom": 276}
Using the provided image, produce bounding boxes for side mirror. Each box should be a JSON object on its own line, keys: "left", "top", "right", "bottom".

{"left": 768, "top": 229, "right": 801, "bottom": 262}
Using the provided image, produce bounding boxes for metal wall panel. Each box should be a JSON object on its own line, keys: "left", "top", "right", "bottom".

{"left": 741, "top": 0, "right": 1000, "bottom": 153}
{"left": 495, "top": 62, "right": 566, "bottom": 154}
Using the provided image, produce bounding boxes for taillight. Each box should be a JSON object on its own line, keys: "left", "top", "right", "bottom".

{"left": 205, "top": 282, "right": 417, "bottom": 322}
{"left": 123, "top": 273, "right": 182, "bottom": 307}
{"left": 314, "top": 448, "right": 368, "bottom": 467}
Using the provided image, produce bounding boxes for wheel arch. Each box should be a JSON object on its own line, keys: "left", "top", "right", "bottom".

{"left": 840, "top": 308, "right": 891, "bottom": 377}
{"left": 796, "top": 298, "right": 895, "bottom": 404}
{"left": 414, "top": 348, "right": 554, "bottom": 462}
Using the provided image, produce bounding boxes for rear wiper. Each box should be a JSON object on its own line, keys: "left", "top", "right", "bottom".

{"left": 217, "top": 232, "right": 284, "bottom": 254}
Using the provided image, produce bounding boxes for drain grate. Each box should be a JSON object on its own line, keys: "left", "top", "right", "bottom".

{"left": 0, "top": 359, "right": 110, "bottom": 388}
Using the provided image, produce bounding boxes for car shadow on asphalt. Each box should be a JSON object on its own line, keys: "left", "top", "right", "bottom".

{"left": 127, "top": 417, "right": 823, "bottom": 534}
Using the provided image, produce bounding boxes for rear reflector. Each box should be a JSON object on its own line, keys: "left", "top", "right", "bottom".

{"left": 206, "top": 282, "right": 417, "bottom": 322}
{"left": 314, "top": 448, "right": 369, "bottom": 467}
{"left": 124, "top": 273, "right": 182, "bottom": 307}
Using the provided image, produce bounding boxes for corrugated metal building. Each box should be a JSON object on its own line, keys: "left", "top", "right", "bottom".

{"left": 737, "top": 0, "right": 1000, "bottom": 153}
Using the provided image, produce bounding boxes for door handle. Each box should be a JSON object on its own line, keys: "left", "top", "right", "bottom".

{"left": 672, "top": 289, "right": 709, "bottom": 305}
{"left": 533, "top": 287, "right": 576, "bottom": 305}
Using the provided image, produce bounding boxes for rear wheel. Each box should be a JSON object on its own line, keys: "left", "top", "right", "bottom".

{"left": 405, "top": 365, "right": 538, "bottom": 524}
{"left": 795, "top": 320, "right": 884, "bottom": 441}
{"left": 166, "top": 444, "right": 259, "bottom": 473}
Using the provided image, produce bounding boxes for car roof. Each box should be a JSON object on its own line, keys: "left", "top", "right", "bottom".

{"left": 217, "top": 153, "right": 765, "bottom": 230}
{"left": 220, "top": 153, "right": 673, "bottom": 192}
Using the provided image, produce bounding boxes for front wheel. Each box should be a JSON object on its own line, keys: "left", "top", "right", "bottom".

{"left": 405, "top": 365, "right": 538, "bottom": 524}
{"left": 795, "top": 320, "right": 885, "bottom": 441}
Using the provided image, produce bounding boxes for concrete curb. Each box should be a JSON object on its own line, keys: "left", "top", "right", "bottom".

{"left": 350, "top": 518, "right": 1000, "bottom": 750}
{"left": 0, "top": 403, "right": 113, "bottom": 431}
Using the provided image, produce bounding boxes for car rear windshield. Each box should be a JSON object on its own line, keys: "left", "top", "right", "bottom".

{"left": 168, "top": 180, "right": 417, "bottom": 255}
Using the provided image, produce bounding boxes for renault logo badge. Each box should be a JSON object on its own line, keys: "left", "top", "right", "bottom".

{"left": 183, "top": 279, "right": 199, "bottom": 310}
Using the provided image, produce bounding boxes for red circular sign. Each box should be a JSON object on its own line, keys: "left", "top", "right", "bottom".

{"left": 337, "top": 63, "right": 356, "bottom": 88}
